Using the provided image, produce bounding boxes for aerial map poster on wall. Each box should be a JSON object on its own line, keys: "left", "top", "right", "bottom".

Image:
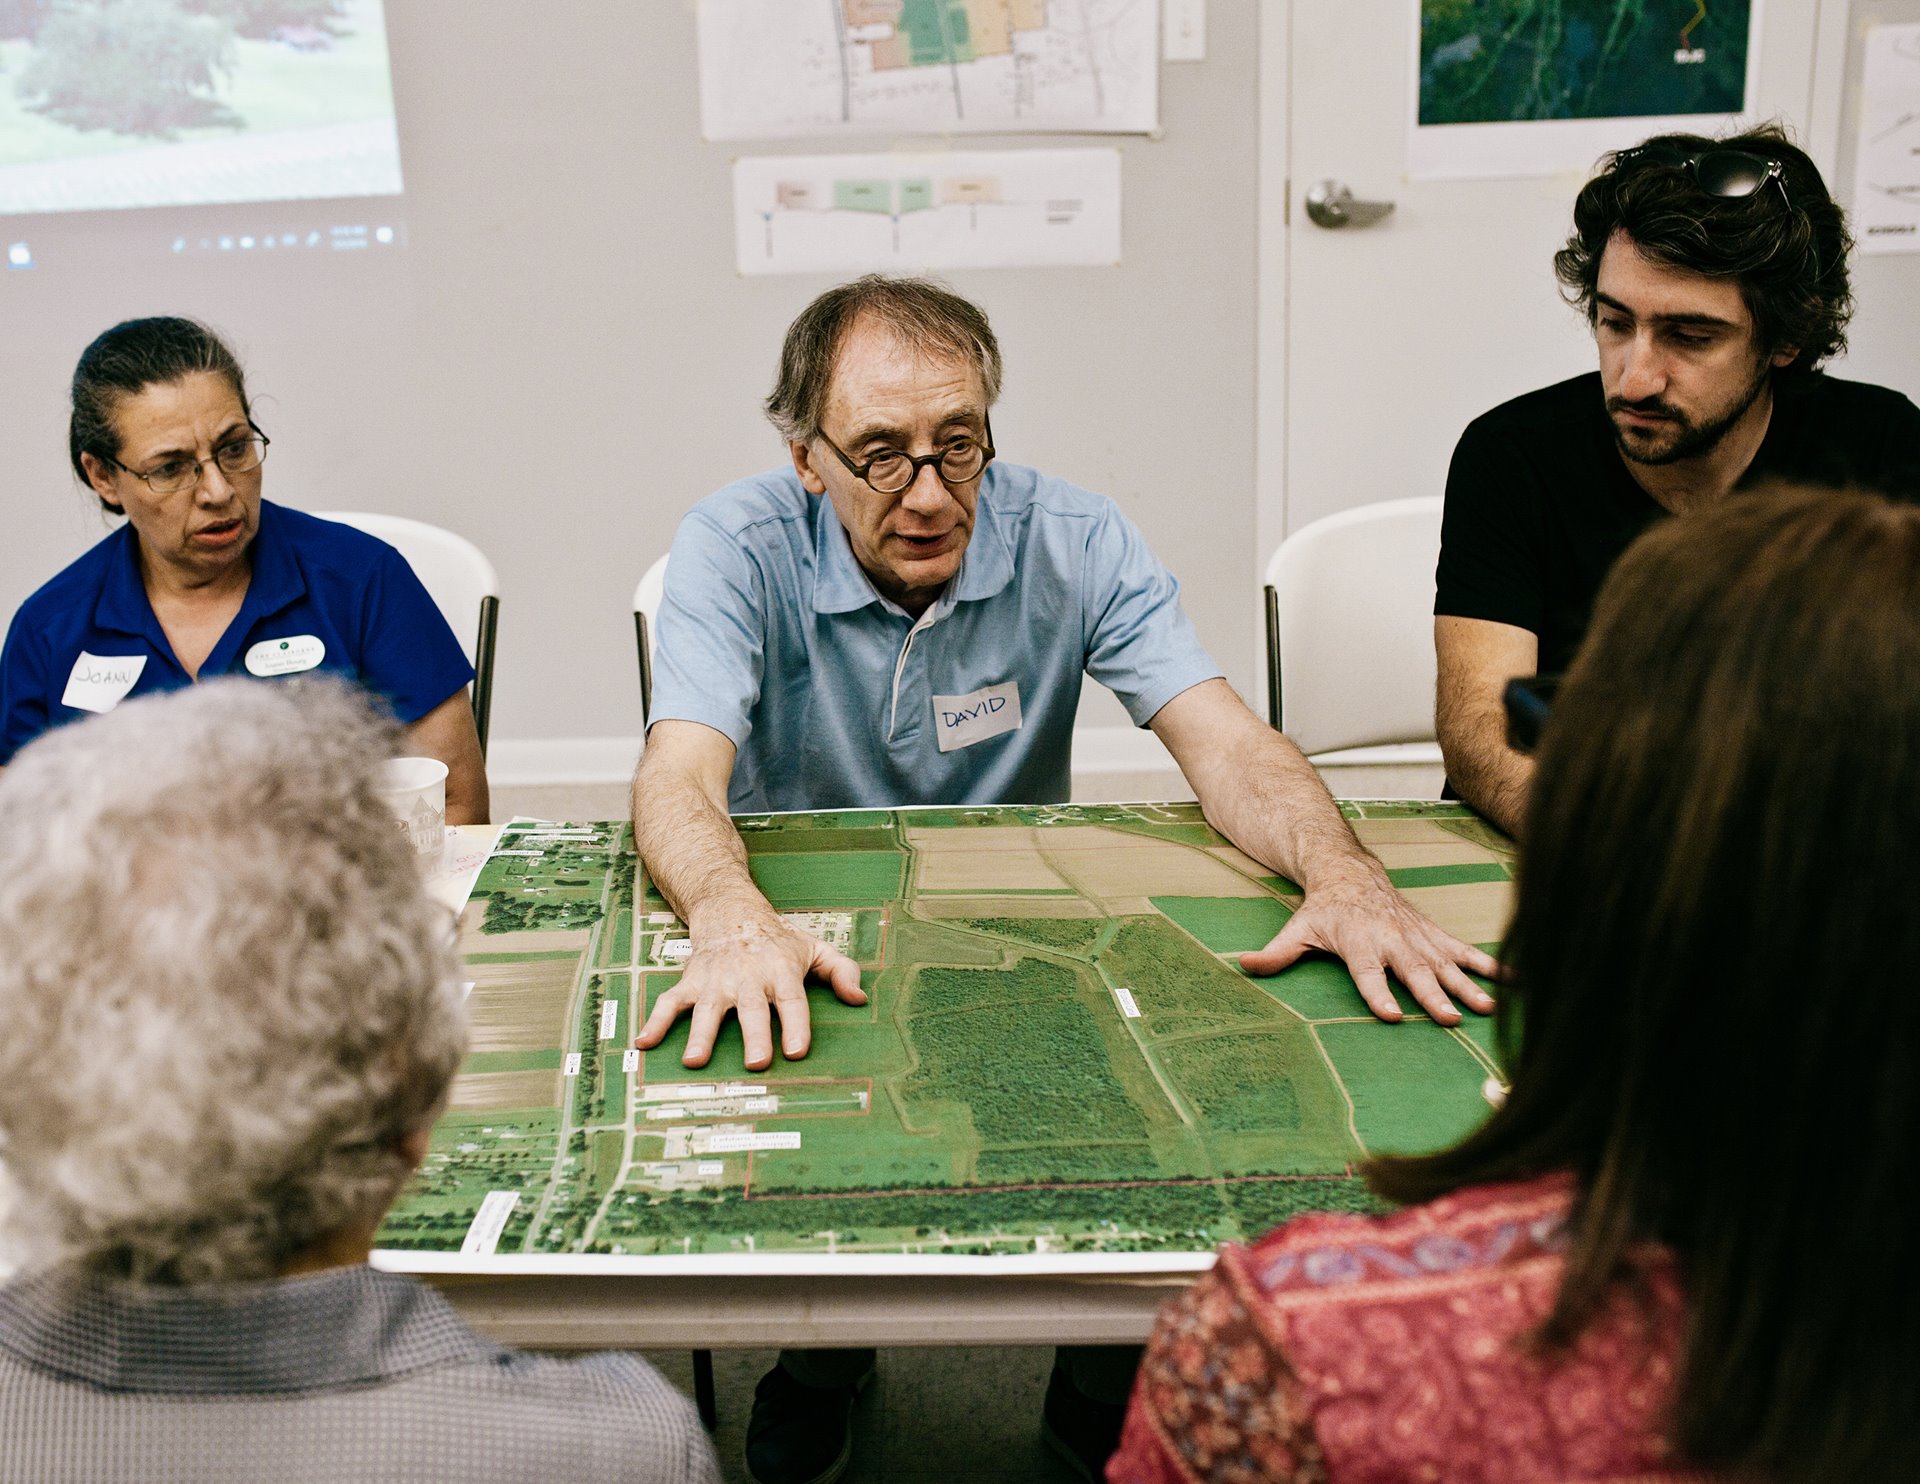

{"left": 373, "top": 803, "right": 1511, "bottom": 1279}
{"left": 1410, "top": 0, "right": 1763, "bottom": 179}
{"left": 696, "top": 0, "right": 1159, "bottom": 141}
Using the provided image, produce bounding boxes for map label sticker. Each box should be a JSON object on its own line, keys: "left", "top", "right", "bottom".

{"left": 460, "top": 1191, "right": 519, "bottom": 1255}
{"left": 243, "top": 634, "right": 326, "bottom": 677}
{"left": 60, "top": 651, "right": 146, "bottom": 714}
{"left": 563, "top": 1052, "right": 582, "bottom": 1077}
{"left": 743, "top": 1096, "right": 779, "bottom": 1114}
{"left": 644, "top": 1083, "right": 715, "bottom": 1101}
{"left": 599, "top": 1000, "right": 619, "bottom": 1040}
{"left": 697, "top": 1161, "right": 725, "bottom": 1176}
{"left": 622, "top": 1049, "right": 639, "bottom": 1072}
{"left": 1112, "top": 985, "right": 1141, "bottom": 1018}
{"left": 700, "top": 1130, "right": 802, "bottom": 1154}
{"left": 932, "top": 681, "right": 1022, "bottom": 753}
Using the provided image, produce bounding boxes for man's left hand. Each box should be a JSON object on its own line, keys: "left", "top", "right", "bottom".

{"left": 1239, "top": 873, "right": 1498, "bottom": 1025}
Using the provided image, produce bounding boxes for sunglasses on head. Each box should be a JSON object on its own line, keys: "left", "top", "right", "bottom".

{"left": 1614, "top": 143, "right": 1789, "bottom": 204}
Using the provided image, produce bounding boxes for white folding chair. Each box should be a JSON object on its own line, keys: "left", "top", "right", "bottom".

{"left": 1263, "top": 498, "right": 1446, "bottom": 769}
{"left": 632, "top": 554, "right": 669, "bottom": 727}
{"left": 315, "top": 511, "right": 501, "bottom": 756}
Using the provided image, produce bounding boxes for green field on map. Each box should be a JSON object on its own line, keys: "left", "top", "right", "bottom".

{"left": 377, "top": 803, "right": 1513, "bottom": 1262}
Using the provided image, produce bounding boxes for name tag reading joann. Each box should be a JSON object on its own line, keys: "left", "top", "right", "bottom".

{"left": 61, "top": 651, "right": 147, "bottom": 714}
{"left": 933, "top": 681, "right": 1022, "bottom": 753}
{"left": 244, "top": 635, "right": 326, "bottom": 677}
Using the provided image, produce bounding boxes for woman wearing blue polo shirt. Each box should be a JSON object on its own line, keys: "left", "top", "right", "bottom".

{"left": 0, "top": 317, "right": 488, "bottom": 823}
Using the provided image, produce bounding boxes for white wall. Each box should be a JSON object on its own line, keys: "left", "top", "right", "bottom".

{"left": 0, "top": 1, "right": 1263, "bottom": 776}
{"left": 4, "top": 0, "right": 1914, "bottom": 789}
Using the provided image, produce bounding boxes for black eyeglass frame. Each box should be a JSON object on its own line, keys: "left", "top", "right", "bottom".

{"left": 103, "top": 426, "right": 272, "bottom": 495}
{"left": 818, "top": 414, "right": 996, "bottom": 496}
{"left": 1613, "top": 143, "right": 1789, "bottom": 206}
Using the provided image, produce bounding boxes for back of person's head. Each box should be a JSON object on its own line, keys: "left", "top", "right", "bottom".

{"left": 0, "top": 679, "right": 467, "bottom": 1286}
{"left": 1374, "top": 483, "right": 1920, "bottom": 1483}
{"left": 1554, "top": 123, "right": 1853, "bottom": 380}
{"left": 765, "top": 273, "right": 1002, "bottom": 442}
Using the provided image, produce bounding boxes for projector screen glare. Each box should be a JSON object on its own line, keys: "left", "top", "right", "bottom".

{"left": 0, "top": 0, "right": 402, "bottom": 217}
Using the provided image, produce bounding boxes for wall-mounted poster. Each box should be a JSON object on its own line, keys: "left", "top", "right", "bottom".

{"left": 1851, "top": 24, "right": 1920, "bottom": 256}
{"left": 1410, "top": 0, "right": 1765, "bottom": 179}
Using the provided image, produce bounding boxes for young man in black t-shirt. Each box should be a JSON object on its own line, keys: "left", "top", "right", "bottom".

{"left": 1435, "top": 125, "right": 1920, "bottom": 836}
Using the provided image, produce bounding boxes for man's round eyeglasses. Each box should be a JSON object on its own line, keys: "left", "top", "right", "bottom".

{"left": 820, "top": 418, "right": 994, "bottom": 495}
{"left": 105, "top": 430, "right": 270, "bottom": 496}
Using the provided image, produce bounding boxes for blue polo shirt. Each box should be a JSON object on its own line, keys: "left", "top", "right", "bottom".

{"left": 0, "top": 500, "right": 474, "bottom": 764}
{"left": 649, "top": 463, "right": 1223, "bottom": 812}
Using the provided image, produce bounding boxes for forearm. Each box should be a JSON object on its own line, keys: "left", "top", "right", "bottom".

{"left": 631, "top": 758, "right": 778, "bottom": 937}
{"left": 1192, "top": 722, "right": 1383, "bottom": 893}
{"left": 1436, "top": 701, "right": 1532, "bottom": 838}
{"left": 443, "top": 763, "right": 489, "bottom": 827}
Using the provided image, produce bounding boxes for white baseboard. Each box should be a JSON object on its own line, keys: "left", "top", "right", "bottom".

{"left": 487, "top": 737, "right": 642, "bottom": 786}
{"left": 487, "top": 727, "right": 1184, "bottom": 792}
{"left": 487, "top": 728, "right": 1443, "bottom": 801}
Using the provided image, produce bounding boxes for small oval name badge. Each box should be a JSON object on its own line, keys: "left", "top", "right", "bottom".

{"left": 244, "top": 634, "right": 326, "bottom": 677}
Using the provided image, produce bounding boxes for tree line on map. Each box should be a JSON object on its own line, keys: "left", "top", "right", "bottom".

{"left": 586, "top": 1178, "right": 1385, "bottom": 1257}
{"left": 0, "top": 0, "right": 350, "bottom": 138}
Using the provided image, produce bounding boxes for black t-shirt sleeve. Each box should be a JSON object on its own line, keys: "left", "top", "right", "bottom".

{"left": 1867, "top": 392, "right": 1920, "bottom": 500}
{"left": 1434, "top": 416, "right": 1548, "bottom": 635}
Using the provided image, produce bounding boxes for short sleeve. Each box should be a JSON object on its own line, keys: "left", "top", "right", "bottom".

{"left": 0, "top": 608, "right": 54, "bottom": 766}
{"left": 647, "top": 510, "right": 767, "bottom": 747}
{"left": 354, "top": 545, "right": 477, "bottom": 725}
{"left": 1080, "top": 501, "right": 1223, "bottom": 727}
{"left": 1435, "top": 419, "right": 1548, "bottom": 635}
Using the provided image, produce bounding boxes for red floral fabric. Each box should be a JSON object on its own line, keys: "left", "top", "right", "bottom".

{"left": 1110, "top": 1174, "right": 1719, "bottom": 1484}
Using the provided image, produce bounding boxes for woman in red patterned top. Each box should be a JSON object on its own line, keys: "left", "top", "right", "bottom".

{"left": 1112, "top": 483, "right": 1920, "bottom": 1484}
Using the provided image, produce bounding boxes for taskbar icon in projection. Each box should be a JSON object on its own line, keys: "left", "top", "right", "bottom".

{"left": 0, "top": 0, "right": 403, "bottom": 217}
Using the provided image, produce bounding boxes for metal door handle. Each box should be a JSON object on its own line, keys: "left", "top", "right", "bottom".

{"left": 1305, "top": 179, "right": 1395, "bottom": 229}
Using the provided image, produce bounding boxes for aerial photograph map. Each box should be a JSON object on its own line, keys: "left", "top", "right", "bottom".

{"left": 1419, "top": 0, "right": 1754, "bottom": 124}
{"left": 377, "top": 803, "right": 1513, "bottom": 1274}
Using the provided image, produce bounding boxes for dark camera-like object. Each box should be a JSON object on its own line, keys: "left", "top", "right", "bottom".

{"left": 1503, "top": 674, "right": 1562, "bottom": 755}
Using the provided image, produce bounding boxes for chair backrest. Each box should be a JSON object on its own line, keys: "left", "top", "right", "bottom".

{"left": 314, "top": 510, "right": 501, "bottom": 756}
{"left": 632, "top": 554, "right": 669, "bottom": 727}
{"left": 1263, "top": 497, "right": 1444, "bottom": 756}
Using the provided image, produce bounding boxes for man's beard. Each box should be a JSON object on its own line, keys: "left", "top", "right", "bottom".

{"left": 1606, "top": 359, "right": 1772, "bottom": 466}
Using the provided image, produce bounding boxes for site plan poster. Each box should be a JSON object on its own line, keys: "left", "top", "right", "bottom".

{"left": 1410, "top": 0, "right": 1764, "bottom": 179}
{"left": 374, "top": 803, "right": 1510, "bottom": 1279}
{"left": 696, "top": 0, "right": 1160, "bottom": 141}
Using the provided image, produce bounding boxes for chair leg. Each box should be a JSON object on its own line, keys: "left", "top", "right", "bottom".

{"left": 692, "top": 1347, "right": 717, "bottom": 1431}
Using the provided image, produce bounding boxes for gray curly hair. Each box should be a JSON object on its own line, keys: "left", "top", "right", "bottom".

{"left": 0, "top": 679, "right": 467, "bottom": 1285}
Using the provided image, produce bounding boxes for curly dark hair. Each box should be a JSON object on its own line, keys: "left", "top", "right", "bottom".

{"left": 1553, "top": 124, "right": 1853, "bottom": 379}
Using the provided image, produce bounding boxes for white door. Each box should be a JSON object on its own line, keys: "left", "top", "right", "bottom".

{"left": 1272, "top": 0, "right": 1829, "bottom": 542}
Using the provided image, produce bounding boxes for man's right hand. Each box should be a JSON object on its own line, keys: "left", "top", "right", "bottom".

{"left": 632, "top": 914, "right": 868, "bottom": 1071}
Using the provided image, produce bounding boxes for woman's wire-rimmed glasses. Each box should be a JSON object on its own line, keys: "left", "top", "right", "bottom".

{"left": 104, "top": 429, "right": 271, "bottom": 496}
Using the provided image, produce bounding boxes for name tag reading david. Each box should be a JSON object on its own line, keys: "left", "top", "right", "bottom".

{"left": 933, "top": 681, "right": 1022, "bottom": 753}
{"left": 61, "top": 652, "right": 147, "bottom": 714}
{"left": 245, "top": 634, "right": 326, "bottom": 677}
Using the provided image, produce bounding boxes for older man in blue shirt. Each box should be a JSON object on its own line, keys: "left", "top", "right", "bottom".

{"left": 631, "top": 277, "right": 1497, "bottom": 1484}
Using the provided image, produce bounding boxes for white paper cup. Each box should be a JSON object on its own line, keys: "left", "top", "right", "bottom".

{"left": 380, "top": 756, "right": 448, "bottom": 870}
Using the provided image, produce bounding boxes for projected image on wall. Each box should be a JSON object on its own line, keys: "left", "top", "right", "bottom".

{"left": 0, "top": 0, "right": 401, "bottom": 216}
